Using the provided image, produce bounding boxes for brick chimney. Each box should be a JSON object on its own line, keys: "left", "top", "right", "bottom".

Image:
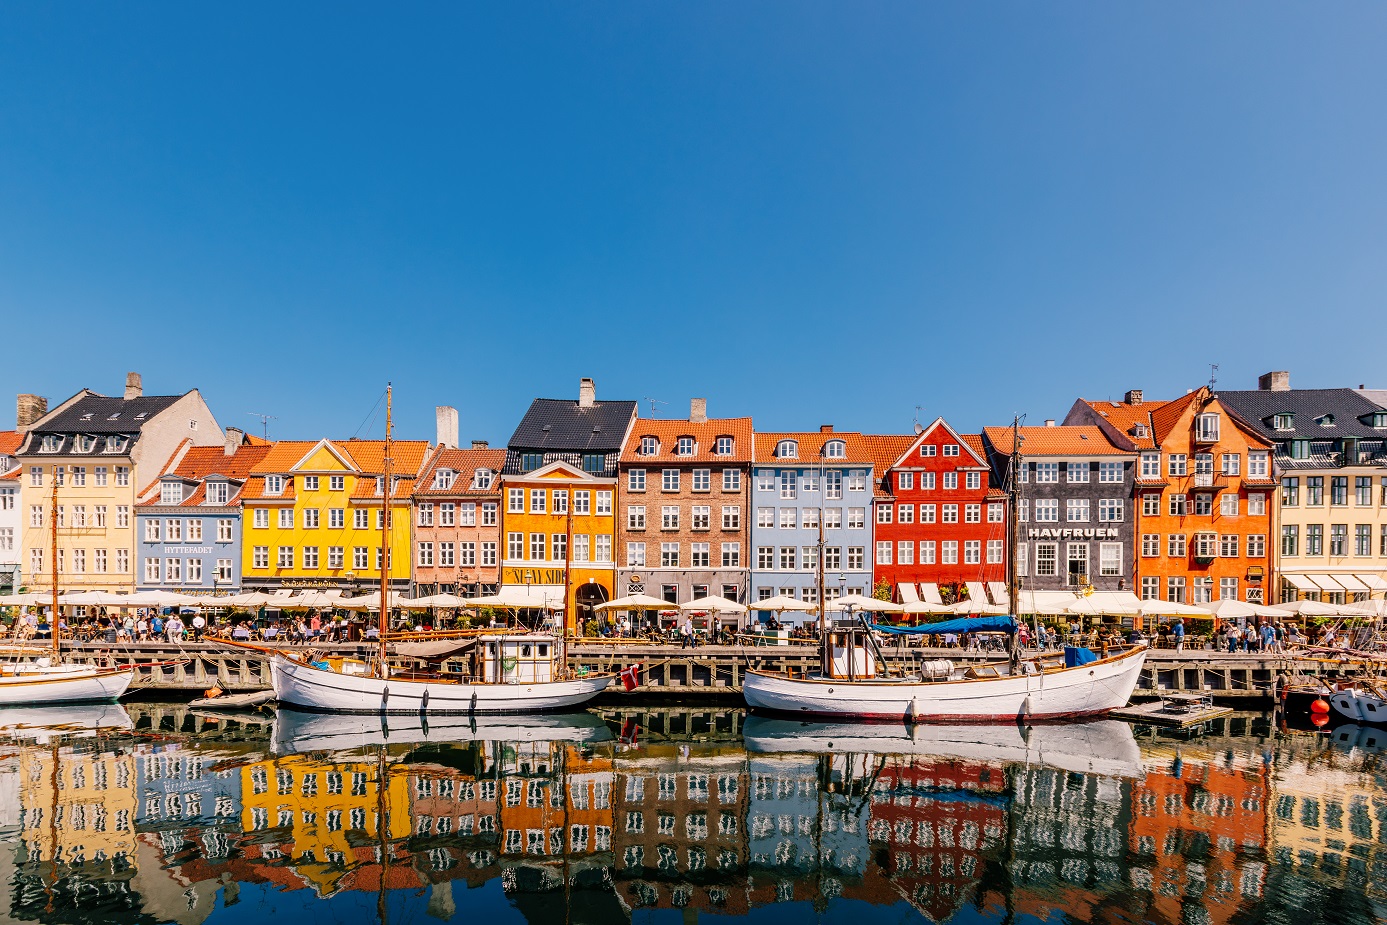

{"left": 819, "top": 424, "right": 834, "bottom": 433}
{"left": 578, "top": 378, "right": 596, "bottom": 408}
{"left": 1044, "top": 419, "right": 1056, "bottom": 427}
{"left": 1124, "top": 389, "right": 1143, "bottom": 405}
{"left": 16, "top": 394, "right": 47, "bottom": 432}
{"left": 690, "top": 398, "right": 707, "bottom": 423}
{"left": 124, "top": 372, "right": 143, "bottom": 400}
{"left": 471, "top": 439, "right": 489, "bottom": 450}
{"left": 435, "top": 406, "right": 458, "bottom": 449}
{"left": 224, "top": 427, "right": 244, "bottom": 456}
{"left": 1258, "top": 371, "right": 1290, "bottom": 392}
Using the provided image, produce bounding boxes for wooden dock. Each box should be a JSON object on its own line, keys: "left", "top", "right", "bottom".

{"left": 1110, "top": 695, "right": 1235, "bottom": 727}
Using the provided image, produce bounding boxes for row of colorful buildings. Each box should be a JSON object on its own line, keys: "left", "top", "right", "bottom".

{"left": 2, "top": 371, "right": 1386, "bottom": 628}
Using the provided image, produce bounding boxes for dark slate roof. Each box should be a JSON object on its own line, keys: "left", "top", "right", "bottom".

{"left": 37, "top": 392, "right": 185, "bottom": 434}
{"left": 506, "top": 398, "right": 637, "bottom": 453}
{"left": 1217, "top": 388, "right": 1387, "bottom": 440}
{"left": 1274, "top": 439, "right": 1387, "bottom": 470}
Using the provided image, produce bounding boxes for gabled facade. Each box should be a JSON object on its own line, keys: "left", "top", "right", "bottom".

{"left": 872, "top": 420, "right": 1002, "bottom": 601}
{"left": 749, "top": 428, "right": 877, "bottom": 614}
{"left": 615, "top": 401, "right": 753, "bottom": 613}
{"left": 1218, "top": 371, "right": 1387, "bottom": 602}
{"left": 14, "top": 374, "right": 223, "bottom": 592}
{"left": 239, "top": 438, "right": 429, "bottom": 593}
{"left": 412, "top": 442, "right": 506, "bottom": 597}
{"left": 498, "top": 460, "right": 617, "bottom": 631}
{"left": 982, "top": 424, "right": 1135, "bottom": 593}
{"left": 134, "top": 430, "right": 271, "bottom": 593}
{"left": 503, "top": 378, "right": 637, "bottom": 479}
{"left": 1067, "top": 387, "right": 1275, "bottom": 605}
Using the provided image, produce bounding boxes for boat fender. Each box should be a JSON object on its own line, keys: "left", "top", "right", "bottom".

{"left": 906, "top": 697, "right": 919, "bottom": 725}
{"left": 420, "top": 688, "right": 430, "bottom": 714}
{"left": 1018, "top": 695, "right": 1032, "bottom": 722}
{"left": 381, "top": 686, "right": 389, "bottom": 713}
{"left": 469, "top": 690, "right": 478, "bottom": 715}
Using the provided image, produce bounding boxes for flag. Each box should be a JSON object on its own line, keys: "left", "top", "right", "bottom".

{"left": 620, "top": 663, "right": 641, "bottom": 692}
{"left": 619, "top": 718, "right": 640, "bottom": 745}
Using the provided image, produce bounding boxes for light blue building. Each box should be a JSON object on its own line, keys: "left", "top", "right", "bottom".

{"left": 134, "top": 436, "right": 266, "bottom": 594}
{"left": 749, "top": 430, "right": 876, "bottom": 619}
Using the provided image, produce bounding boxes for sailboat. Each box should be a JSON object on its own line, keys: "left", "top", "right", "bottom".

{"left": 742, "top": 418, "right": 1147, "bottom": 722}
{"left": 0, "top": 468, "right": 133, "bottom": 705}
{"left": 257, "top": 385, "right": 615, "bottom": 715}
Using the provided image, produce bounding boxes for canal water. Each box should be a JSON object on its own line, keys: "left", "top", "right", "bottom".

{"left": 3, "top": 704, "right": 1384, "bottom": 925}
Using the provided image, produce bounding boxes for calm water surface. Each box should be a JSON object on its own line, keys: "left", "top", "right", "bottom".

{"left": 4, "top": 702, "right": 1385, "bottom": 925}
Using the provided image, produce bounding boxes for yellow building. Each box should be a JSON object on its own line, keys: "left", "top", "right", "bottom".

{"left": 15, "top": 375, "right": 223, "bottom": 592}
{"left": 240, "top": 439, "right": 428, "bottom": 594}
{"left": 499, "top": 461, "right": 617, "bottom": 631}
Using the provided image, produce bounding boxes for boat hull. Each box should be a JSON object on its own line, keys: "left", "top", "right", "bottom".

{"left": 270, "top": 653, "right": 614, "bottom": 714}
{"left": 742, "top": 647, "right": 1147, "bottom": 722}
{"left": 1328, "top": 688, "right": 1387, "bottom": 724}
{"left": 0, "top": 666, "right": 134, "bottom": 706}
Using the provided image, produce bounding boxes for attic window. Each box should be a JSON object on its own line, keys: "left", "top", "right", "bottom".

{"left": 582, "top": 453, "right": 605, "bottom": 473}
{"left": 775, "top": 440, "right": 798, "bottom": 459}
{"left": 80, "top": 413, "right": 94, "bottom": 421}
{"left": 1374, "top": 412, "right": 1387, "bottom": 429}
{"left": 676, "top": 436, "right": 696, "bottom": 456}
{"left": 638, "top": 436, "right": 659, "bottom": 456}
{"left": 134, "top": 412, "right": 148, "bottom": 420}
{"left": 206, "top": 481, "right": 230, "bottom": 505}
{"left": 75, "top": 435, "right": 95, "bottom": 453}
{"left": 433, "top": 469, "right": 456, "bottom": 490}
{"left": 39, "top": 435, "right": 61, "bottom": 453}
{"left": 822, "top": 440, "right": 846, "bottom": 459}
{"left": 473, "top": 469, "right": 493, "bottom": 490}
{"left": 107, "top": 413, "right": 121, "bottom": 420}
{"left": 520, "top": 453, "right": 543, "bottom": 472}
{"left": 714, "top": 436, "right": 734, "bottom": 456}
{"left": 1130, "top": 424, "right": 1149, "bottom": 438}
{"left": 160, "top": 482, "right": 184, "bottom": 505}
{"left": 265, "top": 475, "right": 285, "bottom": 495}
{"left": 1317, "top": 414, "right": 1336, "bottom": 427}
{"left": 102, "top": 435, "right": 125, "bottom": 454}
{"left": 1272, "top": 413, "right": 1294, "bottom": 431}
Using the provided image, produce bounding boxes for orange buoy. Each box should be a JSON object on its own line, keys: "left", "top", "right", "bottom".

{"left": 1311, "top": 698, "right": 1330, "bottom": 714}
{"left": 1311, "top": 713, "right": 1330, "bottom": 727}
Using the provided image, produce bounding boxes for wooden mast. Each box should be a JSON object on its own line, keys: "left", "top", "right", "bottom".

{"left": 1007, "top": 415, "right": 1023, "bottom": 666}
{"left": 51, "top": 464, "right": 60, "bottom": 663}
{"left": 817, "top": 455, "right": 827, "bottom": 677}
{"left": 379, "top": 384, "right": 393, "bottom": 677}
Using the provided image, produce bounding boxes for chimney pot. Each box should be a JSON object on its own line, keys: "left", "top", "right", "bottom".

{"left": 224, "top": 427, "right": 244, "bottom": 456}
{"left": 819, "top": 424, "right": 833, "bottom": 433}
{"left": 579, "top": 378, "right": 596, "bottom": 408}
{"left": 435, "top": 406, "right": 459, "bottom": 449}
{"left": 16, "top": 394, "right": 48, "bottom": 432}
{"left": 1044, "top": 419, "right": 1056, "bottom": 427}
{"left": 690, "top": 398, "right": 707, "bottom": 423}
{"left": 1258, "top": 371, "right": 1290, "bottom": 392}
{"left": 471, "top": 439, "right": 489, "bottom": 450}
{"left": 1124, "top": 389, "right": 1143, "bottom": 405}
{"left": 124, "top": 372, "right": 143, "bottom": 401}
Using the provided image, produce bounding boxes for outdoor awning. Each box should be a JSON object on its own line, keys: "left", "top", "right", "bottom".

{"left": 393, "top": 640, "right": 476, "bottom": 659}
{"left": 1307, "top": 575, "right": 1343, "bottom": 592}
{"left": 898, "top": 583, "right": 920, "bottom": 603}
{"left": 1283, "top": 574, "right": 1319, "bottom": 592}
{"left": 1334, "top": 574, "right": 1370, "bottom": 593}
{"left": 1356, "top": 574, "right": 1387, "bottom": 592}
{"left": 918, "top": 583, "right": 944, "bottom": 605}
{"left": 987, "top": 582, "right": 1010, "bottom": 607}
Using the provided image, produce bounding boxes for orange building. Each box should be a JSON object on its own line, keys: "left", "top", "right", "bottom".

{"left": 499, "top": 461, "right": 617, "bottom": 631}
{"left": 1068, "top": 387, "right": 1276, "bottom": 605}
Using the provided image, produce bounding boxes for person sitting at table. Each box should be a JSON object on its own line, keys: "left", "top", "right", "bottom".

{"left": 231, "top": 624, "right": 251, "bottom": 641}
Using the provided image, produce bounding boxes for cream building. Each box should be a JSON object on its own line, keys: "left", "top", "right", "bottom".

{"left": 1219, "top": 372, "right": 1387, "bottom": 602}
{"left": 15, "top": 374, "right": 223, "bottom": 593}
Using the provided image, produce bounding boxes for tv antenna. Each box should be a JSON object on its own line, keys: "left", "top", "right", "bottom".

{"left": 643, "top": 397, "right": 668, "bottom": 417}
{"left": 1208, "top": 363, "right": 1219, "bottom": 391}
{"left": 247, "top": 412, "right": 278, "bottom": 440}
{"left": 913, "top": 405, "right": 924, "bottom": 435}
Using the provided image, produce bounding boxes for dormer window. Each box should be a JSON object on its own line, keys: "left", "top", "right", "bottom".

{"left": 1373, "top": 412, "right": 1387, "bottom": 429}
{"left": 1130, "top": 423, "right": 1149, "bottom": 439}
{"left": 1316, "top": 414, "right": 1336, "bottom": 428}
{"left": 714, "top": 436, "right": 734, "bottom": 456}
{"left": 103, "top": 435, "right": 126, "bottom": 454}
{"left": 639, "top": 436, "right": 660, "bottom": 456}
{"left": 1196, "top": 413, "right": 1220, "bottom": 442}
{"left": 265, "top": 475, "right": 285, "bottom": 495}
{"left": 160, "top": 482, "right": 184, "bottom": 505}
{"left": 676, "top": 436, "right": 696, "bottom": 456}
{"left": 40, "top": 435, "right": 61, "bottom": 453}
{"left": 375, "top": 477, "right": 384, "bottom": 496}
{"left": 821, "top": 440, "right": 846, "bottom": 459}
{"left": 75, "top": 435, "right": 95, "bottom": 453}
{"left": 433, "top": 469, "right": 455, "bottom": 490}
{"left": 775, "top": 440, "right": 798, "bottom": 459}
{"left": 1290, "top": 439, "right": 1311, "bottom": 460}
{"left": 473, "top": 469, "right": 493, "bottom": 490}
{"left": 206, "top": 481, "right": 230, "bottom": 505}
{"left": 1272, "top": 413, "right": 1294, "bottom": 431}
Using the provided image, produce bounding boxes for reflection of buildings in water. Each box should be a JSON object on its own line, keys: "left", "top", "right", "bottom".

{"left": 1127, "top": 748, "right": 1269, "bottom": 925}
{"left": 1271, "top": 759, "right": 1387, "bottom": 899}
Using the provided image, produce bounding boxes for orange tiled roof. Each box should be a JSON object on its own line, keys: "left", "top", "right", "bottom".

{"left": 752, "top": 430, "right": 882, "bottom": 464}
{"left": 238, "top": 478, "right": 298, "bottom": 503}
{"left": 0, "top": 431, "right": 21, "bottom": 455}
{"left": 171, "top": 444, "right": 272, "bottom": 481}
{"left": 1149, "top": 390, "right": 1202, "bottom": 445}
{"left": 351, "top": 475, "right": 416, "bottom": 500}
{"left": 0, "top": 465, "right": 18, "bottom": 482}
{"left": 983, "top": 425, "right": 1131, "bottom": 457}
{"left": 620, "top": 417, "right": 754, "bottom": 463}
{"left": 249, "top": 439, "right": 430, "bottom": 477}
{"left": 415, "top": 447, "right": 507, "bottom": 497}
{"left": 860, "top": 434, "right": 916, "bottom": 498}
{"left": 959, "top": 433, "right": 988, "bottom": 464}
{"left": 1075, "top": 400, "right": 1165, "bottom": 449}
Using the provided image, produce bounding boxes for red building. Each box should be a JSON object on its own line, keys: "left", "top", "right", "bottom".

{"left": 872, "top": 419, "right": 1007, "bottom": 603}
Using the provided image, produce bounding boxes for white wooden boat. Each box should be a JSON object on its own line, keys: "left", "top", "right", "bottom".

{"left": 271, "top": 705, "right": 613, "bottom": 754}
{"left": 741, "top": 715, "right": 1144, "bottom": 779}
{"left": 1327, "top": 683, "right": 1387, "bottom": 724}
{"left": 0, "top": 660, "right": 134, "bottom": 706}
{"left": 742, "top": 625, "right": 1147, "bottom": 722}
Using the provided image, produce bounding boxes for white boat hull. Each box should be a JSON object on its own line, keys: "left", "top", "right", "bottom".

{"left": 270, "top": 653, "right": 613, "bottom": 714}
{"left": 0, "top": 665, "right": 134, "bottom": 705}
{"left": 1329, "top": 687, "right": 1387, "bottom": 724}
{"left": 742, "top": 646, "right": 1147, "bottom": 722}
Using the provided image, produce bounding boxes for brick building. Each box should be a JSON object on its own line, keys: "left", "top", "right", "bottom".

{"left": 412, "top": 410, "right": 505, "bottom": 597}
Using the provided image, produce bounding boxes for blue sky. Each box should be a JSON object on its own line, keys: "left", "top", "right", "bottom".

{"left": 2, "top": 5, "right": 1385, "bottom": 444}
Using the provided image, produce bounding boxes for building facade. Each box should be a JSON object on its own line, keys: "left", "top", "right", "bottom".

{"left": 502, "top": 378, "right": 637, "bottom": 481}
{"left": 134, "top": 430, "right": 270, "bottom": 594}
{"left": 499, "top": 461, "right": 618, "bottom": 631}
{"left": 1218, "top": 372, "right": 1387, "bottom": 602}
{"left": 982, "top": 423, "right": 1136, "bottom": 593}
{"left": 411, "top": 439, "right": 506, "bottom": 597}
{"left": 15, "top": 374, "right": 223, "bottom": 593}
{"left": 0, "top": 429, "right": 20, "bottom": 594}
{"left": 872, "top": 420, "right": 1005, "bottom": 601}
{"left": 615, "top": 401, "right": 752, "bottom": 610}
{"left": 1067, "top": 387, "right": 1276, "bottom": 604}
{"left": 749, "top": 428, "right": 876, "bottom": 615}
{"left": 239, "top": 439, "right": 428, "bottom": 594}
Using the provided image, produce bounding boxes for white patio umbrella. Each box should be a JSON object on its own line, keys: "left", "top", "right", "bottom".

{"left": 1269, "top": 600, "right": 1349, "bottom": 618}
{"left": 834, "top": 594, "right": 904, "bottom": 613}
{"left": 754, "top": 594, "right": 819, "bottom": 613}
{"left": 125, "top": 590, "right": 201, "bottom": 608}
{"left": 1340, "top": 599, "right": 1387, "bottom": 619}
{"left": 462, "top": 586, "right": 564, "bottom": 609}
{"left": 596, "top": 594, "right": 669, "bottom": 612}
{"left": 1204, "top": 598, "right": 1286, "bottom": 621}
{"left": 0, "top": 592, "right": 48, "bottom": 606}
{"left": 902, "top": 598, "right": 955, "bottom": 615}
{"left": 412, "top": 592, "right": 470, "bottom": 609}
{"left": 679, "top": 595, "right": 748, "bottom": 614}
{"left": 948, "top": 600, "right": 1010, "bottom": 616}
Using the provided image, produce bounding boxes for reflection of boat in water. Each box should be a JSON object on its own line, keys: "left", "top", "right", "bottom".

{"left": 270, "top": 706, "right": 614, "bottom": 755}
{"left": 1325, "top": 723, "right": 1387, "bottom": 757}
{"left": 0, "top": 702, "right": 133, "bottom": 738}
{"left": 741, "top": 715, "right": 1145, "bottom": 779}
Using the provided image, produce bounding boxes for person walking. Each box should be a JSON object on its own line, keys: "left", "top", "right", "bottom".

{"left": 1173, "top": 618, "right": 1185, "bottom": 653}
{"left": 191, "top": 613, "right": 206, "bottom": 642}
{"left": 165, "top": 614, "right": 185, "bottom": 643}
{"left": 680, "top": 617, "right": 695, "bottom": 650}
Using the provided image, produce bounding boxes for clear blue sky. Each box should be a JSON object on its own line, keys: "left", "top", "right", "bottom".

{"left": 2, "top": 5, "right": 1385, "bottom": 444}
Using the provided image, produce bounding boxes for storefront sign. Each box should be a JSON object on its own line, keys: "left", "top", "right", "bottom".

{"left": 1026, "top": 528, "right": 1120, "bottom": 540}
{"left": 502, "top": 567, "right": 566, "bottom": 585}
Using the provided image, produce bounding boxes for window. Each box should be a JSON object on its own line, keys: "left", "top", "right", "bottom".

{"left": 1217, "top": 577, "right": 1238, "bottom": 601}
{"left": 1192, "top": 533, "right": 1214, "bottom": 558}
{"left": 778, "top": 471, "right": 797, "bottom": 499}
{"left": 1035, "top": 543, "right": 1057, "bottom": 576}
{"left": 661, "top": 469, "right": 680, "bottom": 492}
{"left": 417, "top": 503, "right": 434, "bottom": 526}
{"left": 1220, "top": 494, "right": 1238, "bottom": 516}
{"left": 627, "top": 505, "right": 646, "bottom": 529}
{"left": 1221, "top": 453, "right": 1241, "bottom": 476}
{"left": 942, "top": 503, "right": 959, "bottom": 523}
{"left": 661, "top": 506, "right": 679, "bottom": 529}
{"left": 627, "top": 542, "right": 646, "bottom": 567}
{"left": 1248, "top": 451, "right": 1269, "bottom": 477}
{"left": 779, "top": 546, "right": 796, "bottom": 570}
{"left": 942, "top": 472, "right": 958, "bottom": 490}
{"left": 552, "top": 533, "right": 567, "bottom": 560}
{"left": 964, "top": 540, "right": 981, "bottom": 565}
{"left": 757, "top": 547, "right": 774, "bottom": 569}
{"left": 919, "top": 444, "right": 937, "bottom": 457}
{"left": 1067, "top": 462, "right": 1090, "bottom": 484}
{"left": 301, "top": 546, "right": 318, "bottom": 569}
{"left": 1139, "top": 494, "right": 1158, "bottom": 517}
{"left": 1034, "top": 499, "right": 1059, "bottom": 522}
{"left": 529, "top": 533, "right": 546, "bottom": 560}
{"left": 1194, "top": 494, "right": 1213, "bottom": 516}
{"left": 721, "top": 543, "right": 740, "bottom": 567}
{"left": 1307, "top": 477, "right": 1324, "bottom": 506}
{"left": 824, "top": 469, "right": 843, "bottom": 499}
{"left": 803, "top": 545, "right": 819, "bottom": 569}
{"left": 875, "top": 504, "right": 892, "bottom": 525}
{"left": 507, "top": 533, "right": 523, "bottom": 559}
{"left": 277, "top": 546, "right": 293, "bottom": 568}
{"left": 1142, "top": 534, "right": 1160, "bottom": 557}
{"left": 144, "top": 557, "right": 161, "bottom": 584}
{"left": 529, "top": 489, "right": 546, "bottom": 513}
{"left": 482, "top": 502, "right": 497, "bottom": 525}
{"left": 1100, "top": 543, "right": 1122, "bottom": 577}
{"left": 824, "top": 546, "right": 842, "bottom": 569}
{"left": 966, "top": 471, "right": 981, "bottom": 490}
{"left": 1219, "top": 534, "right": 1238, "bottom": 558}
{"left": 1168, "top": 533, "right": 1187, "bottom": 557}
{"left": 722, "top": 469, "right": 741, "bottom": 491}
{"left": 1281, "top": 477, "right": 1299, "bottom": 507}
{"left": 940, "top": 443, "right": 958, "bottom": 457}
{"left": 921, "top": 472, "right": 935, "bottom": 490}
{"left": 691, "top": 543, "right": 710, "bottom": 567}
{"left": 1035, "top": 462, "right": 1059, "bottom": 483}
{"left": 847, "top": 546, "right": 864, "bottom": 570}
{"left": 115, "top": 466, "right": 129, "bottom": 486}
{"left": 353, "top": 508, "right": 369, "bottom": 529}
{"left": 353, "top": 546, "right": 369, "bottom": 569}
{"left": 1169, "top": 494, "right": 1187, "bottom": 516}
{"left": 187, "top": 519, "right": 202, "bottom": 541}
{"left": 1140, "top": 452, "right": 1160, "bottom": 479}
{"left": 722, "top": 506, "right": 740, "bottom": 529}
{"left": 847, "top": 507, "right": 864, "bottom": 529}
{"left": 1248, "top": 534, "right": 1266, "bottom": 558}
{"left": 715, "top": 436, "right": 734, "bottom": 456}
{"left": 1099, "top": 499, "right": 1123, "bottom": 522}
{"left": 278, "top": 509, "right": 293, "bottom": 529}
{"left": 217, "top": 519, "right": 233, "bottom": 542}
{"left": 986, "top": 539, "right": 1003, "bottom": 564}
{"left": 1281, "top": 525, "right": 1299, "bottom": 556}
{"left": 1330, "top": 524, "right": 1348, "bottom": 556}
{"left": 144, "top": 519, "right": 161, "bottom": 542}
{"left": 676, "top": 436, "right": 696, "bottom": 456}
{"left": 934, "top": 540, "right": 954, "bottom": 565}
{"left": 964, "top": 503, "right": 981, "bottom": 523}
{"left": 1356, "top": 476, "right": 1373, "bottom": 506}
{"left": 639, "top": 436, "right": 659, "bottom": 456}
{"left": 1166, "top": 576, "right": 1186, "bottom": 603}
{"left": 692, "top": 505, "right": 711, "bottom": 530}
{"left": 303, "top": 508, "right": 320, "bottom": 529}
{"left": 1196, "top": 413, "right": 1220, "bottom": 442}
{"left": 877, "top": 541, "right": 893, "bottom": 565}
{"left": 328, "top": 546, "right": 344, "bottom": 568}
{"left": 898, "top": 503, "right": 914, "bottom": 524}
{"left": 1141, "top": 576, "right": 1159, "bottom": 600}
{"left": 418, "top": 543, "right": 434, "bottom": 567}
{"left": 775, "top": 440, "right": 798, "bottom": 459}
{"left": 265, "top": 475, "right": 285, "bottom": 495}
{"left": 988, "top": 503, "right": 1004, "bottom": 523}
{"left": 520, "top": 453, "right": 543, "bottom": 472}
{"left": 552, "top": 489, "right": 568, "bottom": 514}
{"left": 822, "top": 440, "right": 846, "bottom": 459}
{"left": 1356, "top": 524, "right": 1371, "bottom": 557}
{"left": 920, "top": 540, "right": 936, "bottom": 564}
{"left": 1168, "top": 454, "right": 1187, "bottom": 477}
{"left": 1067, "top": 499, "right": 1090, "bottom": 522}
{"left": 897, "top": 471, "right": 914, "bottom": 491}
{"left": 661, "top": 543, "right": 679, "bottom": 567}
{"left": 1099, "top": 461, "right": 1123, "bottom": 483}
{"left": 437, "top": 502, "right": 456, "bottom": 527}
{"left": 823, "top": 507, "right": 842, "bottom": 529}
{"left": 1066, "top": 543, "right": 1088, "bottom": 586}
{"left": 692, "top": 469, "right": 711, "bottom": 491}
{"left": 1331, "top": 477, "right": 1349, "bottom": 506}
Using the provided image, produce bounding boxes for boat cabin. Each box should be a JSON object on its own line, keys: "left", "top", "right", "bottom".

{"left": 479, "top": 634, "right": 559, "bottom": 684}
{"left": 825, "top": 625, "right": 878, "bottom": 679}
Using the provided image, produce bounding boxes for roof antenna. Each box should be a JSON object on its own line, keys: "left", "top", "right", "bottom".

{"left": 643, "top": 397, "right": 668, "bottom": 417}
{"left": 247, "top": 412, "right": 277, "bottom": 440}
{"left": 1208, "top": 364, "right": 1219, "bottom": 391}
{"left": 913, "top": 405, "right": 924, "bottom": 435}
